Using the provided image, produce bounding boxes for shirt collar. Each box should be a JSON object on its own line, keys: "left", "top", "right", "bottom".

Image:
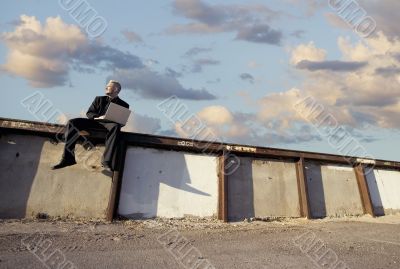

{"left": 108, "top": 95, "right": 118, "bottom": 101}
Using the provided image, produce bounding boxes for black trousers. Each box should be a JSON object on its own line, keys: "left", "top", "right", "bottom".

{"left": 62, "top": 118, "right": 121, "bottom": 166}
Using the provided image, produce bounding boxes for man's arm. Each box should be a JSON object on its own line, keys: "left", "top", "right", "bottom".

{"left": 86, "top": 97, "right": 100, "bottom": 120}
{"left": 118, "top": 99, "right": 129, "bottom": 109}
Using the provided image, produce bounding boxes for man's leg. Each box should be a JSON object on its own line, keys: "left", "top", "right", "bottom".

{"left": 99, "top": 122, "right": 121, "bottom": 168}
{"left": 53, "top": 118, "right": 104, "bottom": 169}
{"left": 62, "top": 118, "right": 81, "bottom": 161}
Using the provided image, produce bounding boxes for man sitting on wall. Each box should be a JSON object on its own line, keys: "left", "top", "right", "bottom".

{"left": 52, "top": 80, "right": 129, "bottom": 171}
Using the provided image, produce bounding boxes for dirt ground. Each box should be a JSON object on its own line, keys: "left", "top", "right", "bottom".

{"left": 1, "top": 215, "right": 400, "bottom": 269}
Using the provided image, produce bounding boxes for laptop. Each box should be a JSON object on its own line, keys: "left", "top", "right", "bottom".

{"left": 103, "top": 102, "right": 131, "bottom": 125}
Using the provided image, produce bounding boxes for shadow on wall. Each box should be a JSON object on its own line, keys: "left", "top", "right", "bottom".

{"left": 0, "top": 134, "right": 43, "bottom": 218}
{"left": 305, "top": 163, "right": 327, "bottom": 218}
{"left": 227, "top": 157, "right": 255, "bottom": 221}
{"left": 305, "top": 162, "right": 378, "bottom": 218}
{"left": 227, "top": 157, "right": 301, "bottom": 221}
{"left": 365, "top": 169, "right": 385, "bottom": 216}
{"left": 0, "top": 131, "right": 115, "bottom": 220}
{"left": 117, "top": 146, "right": 214, "bottom": 219}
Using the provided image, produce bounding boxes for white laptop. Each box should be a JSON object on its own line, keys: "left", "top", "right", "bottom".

{"left": 103, "top": 102, "right": 131, "bottom": 125}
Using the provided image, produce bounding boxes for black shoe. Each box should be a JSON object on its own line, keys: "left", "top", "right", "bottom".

{"left": 101, "top": 162, "right": 113, "bottom": 172}
{"left": 52, "top": 158, "right": 76, "bottom": 170}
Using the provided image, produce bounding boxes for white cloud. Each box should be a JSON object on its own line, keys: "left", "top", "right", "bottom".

{"left": 174, "top": 105, "right": 250, "bottom": 142}
{"left": 110, "top": 68, "right": 216, "bottom": 100}
{"left": 197, "top": 105, "right": 233, "bottom": 125}
{"left": 258, "top": 88, "right": 303, "bottom": 129}
{"left": 122, "top": 113, "right": 161, "bottom": 134}
{"left": 122, "top": 30, "right": 143, "bottom": 43}
{"left": 167, "top": 0, "right": 283, "bottom": 45}
{"left": 323, "top": 0, "right": 400, "bottom": 40}
{"left": 357, "top": 0, "right": 400, "bottom": 39}
{"left": 1, "top": 15, "right": 86, "bottom": 87}
{"left": 179, "top": 32, "right": 400, "bottom": 146}
{"left": 263, "top": 32, "right": 400, "bottom": 134}
{"left": 1, "top": 15, "right": 143, "bottom": 87}
{"left": 324, "top": 12, "right": 351, "bottom": 29}
{"left": 172, "top": 103, "right": 320, "bottom": 146}
{"left": 1, "top": 15, "right": 216, "bottom": 100}
{"left": 290, "top": 41, "right": 326, "bottom": 65}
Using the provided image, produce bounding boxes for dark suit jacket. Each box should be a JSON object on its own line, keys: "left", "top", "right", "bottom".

{"left": 86, "top": 96, "right": 130, "bottom": 120}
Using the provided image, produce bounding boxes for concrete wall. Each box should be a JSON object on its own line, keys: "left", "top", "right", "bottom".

{"left": 118, "top": 147, "right": 218, "bottom": 219}
{"left": 0, "top": 133, "right": 113, "bottom": 219}
{"left": 228, "top": 157, "right": 300, "bottom": 220}
{"left": 366, "top": 169, "right": 400, "bottom": 215}
{"left": 305, "top": 162, "right": 363, "bottom": 217}
{"left": 2, "top": 127, "right": 398, "bottom": 222}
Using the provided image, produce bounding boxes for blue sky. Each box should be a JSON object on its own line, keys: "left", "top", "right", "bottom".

{"left": 1, "top": 0, "right": 400, "bottom": 161}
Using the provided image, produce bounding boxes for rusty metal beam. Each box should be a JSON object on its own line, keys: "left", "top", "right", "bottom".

{"left": 106, "top": 171, "right": 119, "bottom": 222}
{"left": 354, "top": 164, "right": 375, "bottom": 217}
{"left": 106, "top": 141, "right": 128, "bottom": 221}
{"left": 0, "top": 118, "right": 64, "bottom": 134}
{"left": 295, "top": 158, "right": 311, "bottom": 218}
{"left": 218, "top": 152, "right": 228, "bottom": 222}
{"left": 2, "top": 117, "right": 400, "bottom": 169}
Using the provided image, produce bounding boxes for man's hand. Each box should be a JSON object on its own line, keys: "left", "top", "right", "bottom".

{"left": 94, "top": 115, "right": 105, "bottom": 120}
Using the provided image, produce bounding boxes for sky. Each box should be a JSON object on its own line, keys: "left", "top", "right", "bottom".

{"left": 1, "top": 0, "right": 400, "bottom": 161}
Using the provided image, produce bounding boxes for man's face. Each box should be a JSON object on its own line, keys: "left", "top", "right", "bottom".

{"left": 105, "top": 83, "right": 117, "bottom": 95}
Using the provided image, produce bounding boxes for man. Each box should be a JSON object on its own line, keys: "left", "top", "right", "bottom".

{"left": 52, "top": 80, "right": 129, "bottom": 170}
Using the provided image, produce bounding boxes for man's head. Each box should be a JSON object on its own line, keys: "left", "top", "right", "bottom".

{"left": 105, "top": 80, "right": 121, "bottom": 98}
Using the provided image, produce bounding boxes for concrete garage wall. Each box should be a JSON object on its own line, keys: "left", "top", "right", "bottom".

{"left": 228, "top": 157, "right": 300, "bottom": 220}
{"left": 366, "top": 169, "right": 400, "bottom": 215}
{"left": 305, "top": 162, "right": 363, "bottom": 217}
{"left": 0, "top": 133, "right": 113, "bottom": 219}
{"left": 118, "top": 147, "right": 218, "bottom": 218}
